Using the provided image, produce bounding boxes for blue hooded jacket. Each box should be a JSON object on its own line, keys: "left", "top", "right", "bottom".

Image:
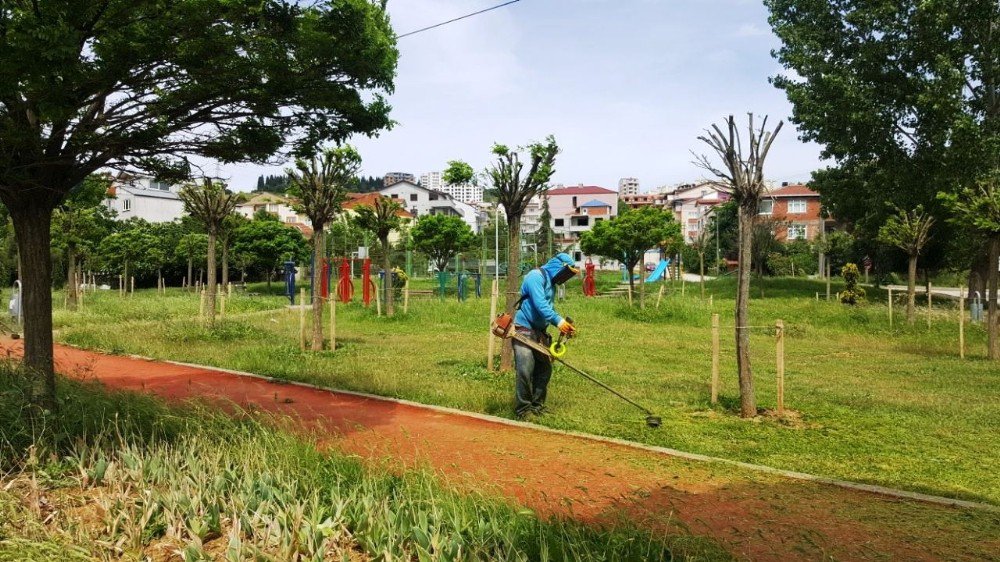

{"left": 514, "top": 253, "right": 575, "bottom": 332}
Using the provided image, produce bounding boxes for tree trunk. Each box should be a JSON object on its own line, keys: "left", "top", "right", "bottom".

{"left": 735, "top": 208, "right": 757, "bottom": 418}
{"left": 123, "top": 262, "right": 129, "bottom": 295}
{"left": 66, "top": 247, "right": 78, "bottom": 310}
{"left": 206, "top": 232, "right": 217, "bottom": 327}
{"left": 500, "top": 215, "right": 522, "bottom": 371}
{"left": 158, "top": 268, "right": 163, "bottom": 294}
{"left": 907, "top": 254, "right": 917, "bottom": 324}
{"left": 311, "top": 227, "right": 325, "bottom": 351}
{"left": 988, "top": 236, "right": 999, "bottom": 360}
{"left": 221, "top": 238, "right": 229, "bottom": 289}
{"left": 639, "top": 258, "right": 646, "bottom": 309}
{"left": 382, "top": 234, "right": 394, "bottom": 317}
{"left": 187, "top": 256, "right": 193, "bottom": 291}
{"left": 9, "top": 208, "right": 57, "bottom": 410}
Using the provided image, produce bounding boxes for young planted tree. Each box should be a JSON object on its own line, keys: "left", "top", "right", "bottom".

{"left": 479, "top": 137, "right": 559, "bottom": 369}
{"left": 877, "top": 206, "right": 935, "bottom": 324}
{"left": 694, "top": 114, "right": 783, "bottom": 418}
{"left": 354, "top": 196, "right": 406, "bottom": 316}
{"left": 179, "top": 180, "right": 243, "bottom": 327}
{"left": 580, "top": 206, "right": 681, "bottom": 308}
{"left": 410, "top": 214, "right": 477, "bottom": 272}
{"left": 690, "top": 212, "right": 714, "bottom": 298}
{"left": 941, "top": 176, "right": 1000, "bottom": 359}
{"left": 177, "top": 234, "right": 209, "bottom": 290}
{"left": 219, "top": 214, "right": 249, "bottom": 291}
{"left": 52, "top": 175, "right": 115, "bottom": 308}
{"left": 287, "top": 145, "right": 361, "bottom": 351}
{"left": 0, "top": 0, "right": 397, "bottom": 407}
{"left": 231, "top": 219, "right": 310, "bottom": 287}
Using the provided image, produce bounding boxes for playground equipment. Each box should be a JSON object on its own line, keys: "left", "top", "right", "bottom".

{"left": 283, "top": 261, "right": 297, "bottom": 305}
{"left": 582, "top": 260, "right": 597, "bottom": 297}
{"left": 491, "top": 313, "right": 662, "bottom": 429}
{"left": 361, "top": 258, "right": 376, "bottom": 307}
{"left": 971, "top": 291, "right": 984, "bottom": 322}
{"left": 645, "top": 259, "right": 671, "bottom": 283}
{"left": 336, "top": 258, "right": 354, "bottom": 303}
{"left": 8, "top": 280, "right": 22, "bottom": 326}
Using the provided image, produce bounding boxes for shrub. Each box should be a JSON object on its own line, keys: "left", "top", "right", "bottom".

{"left": 838, "top": 262, "right": 867, "bottom": 305}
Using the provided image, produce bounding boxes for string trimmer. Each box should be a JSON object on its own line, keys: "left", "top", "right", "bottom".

{"left": 493, "top": 314, "right": 662, "bottom": 428}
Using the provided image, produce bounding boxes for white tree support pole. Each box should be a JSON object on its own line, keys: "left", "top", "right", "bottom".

{"left": 959, "top": 287, "right": 965, "bottom": 359}
{"left": 299, "top": 288, "right": 306, "bottom": 351}
{"left": 487, "top": 279, "right": 498, "bottom": 372}
{"left": 888, "top": 287, "right": 894, "bottom": 329}
{"left": 776, "top": 319, "right": 785, "bottom": 415}
{"left": 329, "top": 296, "right": 336, "bottom": 352}
{"left": 711, "top": 313, "right": 720, "bottom": 404}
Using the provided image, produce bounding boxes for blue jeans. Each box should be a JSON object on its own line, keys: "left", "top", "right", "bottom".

{"left": 513, "top": 327, "right": 552, "bottom": 416}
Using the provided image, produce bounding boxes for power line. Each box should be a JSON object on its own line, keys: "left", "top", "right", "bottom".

{"left": 397, "top": 0, "right": 521, "bottom": 39}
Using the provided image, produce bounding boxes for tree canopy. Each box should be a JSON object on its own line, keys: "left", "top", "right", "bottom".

{"left": 410, "top": 214, "right": 477, "bottom": 272}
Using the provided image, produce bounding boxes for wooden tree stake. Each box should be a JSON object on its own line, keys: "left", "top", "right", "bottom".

{"left": 776, "top": 319, "right": 785, "bottom": 415}
{"left": 219, "top": 292, "right": 226, "bottom": 322}
{"left": 299, "top": 287, "right": 306, "bottom": 351}
{"left": 627, "top": 283, "right": 633, "bottom": 307}
{"left": 959, "top": 287, "right": 965, "bottom": 359}
{"left": 487, "top": 279, "right": 498, "bottom": 372}
{"left": 888, "top": 287, "right": 894, "bottom": 329}
{"left": 711, "top": 313, "right": 720, "bottom": 404}
{"left": 329, "top": 296, "right": 336, "bottom": 351}
{"left": 199, "top": 290, "right": 206, "bottom": 322}
{"left": 826, "top": 263, "right": 831, "bottom": 301}
{"left": 374, "top": 278, "right": 382, "bottom": 316}
{"left": 927, "top": 282, "right": 932, "bottom": 329}
{"left": 656, "top": 284, "right": 665, "bottom": 309}
{"left": 403, "top": 280, "right": 410, "bottom": 314}
{"left": 130, "top": 276, "right": 135, "bottom": 296}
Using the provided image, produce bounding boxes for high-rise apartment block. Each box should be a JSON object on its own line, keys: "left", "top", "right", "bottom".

{"left": 420, "top": 170, "right": 484, "bottom": 203}
{"left": 618, "top": 177, "right": 640, "bottom": 197}
{"left": 383, "top": 172, "right": 415, "bottom": 187}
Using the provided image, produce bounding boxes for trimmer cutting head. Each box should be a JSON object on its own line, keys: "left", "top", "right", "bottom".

{"left": 645, "top": 415, "right": 662, "bottom": 428}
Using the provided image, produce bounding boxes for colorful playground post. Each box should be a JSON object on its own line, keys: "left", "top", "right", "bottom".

{"left": 583, "top": 259, "right": 597, "bottom": 297}
{"left": 337, "top": 258, "right": 354, "bottom": 304}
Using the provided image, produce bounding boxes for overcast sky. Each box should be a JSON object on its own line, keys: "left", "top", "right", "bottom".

{"left": 221, "top": 0, "right": 826, "bottom": 193}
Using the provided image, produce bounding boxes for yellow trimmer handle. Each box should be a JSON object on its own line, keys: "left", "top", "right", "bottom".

{"left": 549, "top": 341, "right": 567, "bottom": 358}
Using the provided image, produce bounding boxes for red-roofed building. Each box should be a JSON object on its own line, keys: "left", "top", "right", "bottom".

{"left": 340, "top": 192, "right": 414, "bottom": 244}
{"left": 546, "top": 184, "right": 619, "bottom": 264}
{"left": 761, "top": 183, "right": 830, "bottom": 241}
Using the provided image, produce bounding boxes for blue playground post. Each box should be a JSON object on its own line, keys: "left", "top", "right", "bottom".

{"left": 457, "top": 273, "right": 467, "bottom": 301}
{"left": 474, "top": 273, "right": 482, "bottom": 298}
{"left": 437, "top": 271, "right": 449, "bottom": 300}
{"left": 283, "top": 261, "right": 297, "bottom": 305}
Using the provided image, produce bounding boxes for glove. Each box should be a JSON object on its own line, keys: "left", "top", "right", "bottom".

{"left": 558, "top": 319, "right": 576, "bottom": 335}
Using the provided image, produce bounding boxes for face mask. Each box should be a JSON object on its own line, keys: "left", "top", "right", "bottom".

{"left": 552, "top": 264, "right": 579, "bottom": 285}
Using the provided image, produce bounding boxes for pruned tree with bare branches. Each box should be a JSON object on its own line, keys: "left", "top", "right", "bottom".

{"left": 878, "top": 205, "right": 935, "bottom": 325}
{"left": 179, "top": 179, "right": 243, "bottom": 328}
{"left": 287, "top": 146, "right": 361, "bottom": 350}
{"left": 694, "top": 114, "right": 783, "bottom": 418}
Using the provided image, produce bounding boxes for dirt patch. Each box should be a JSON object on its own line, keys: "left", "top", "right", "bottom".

{"left": 4, "top": 339, "right": 998, "bottom": 561}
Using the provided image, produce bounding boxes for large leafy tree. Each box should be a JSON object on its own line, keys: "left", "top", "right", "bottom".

{"left": 231, "top": 219, "right": 310, "bottom": 286}
{"left": 694, "top": 114, "right": 783, "bottom": 419}
{"left": 179, "top": 180, "right": 243, "bottom": 327}
{"left": 354, "top": 196, "right": 405, "bottom": 316}
{"left": 580, "top": 206, "right": 681, "bottom": 308}
{"left": 766, "top": 0, "right": 999, "bottom": 294}
{"left": 410, "top": 214, "right": 477, "bottom": 272}
{"left": 287, "top": 145, "right": 361, "bottom": 351}
{"left": 0, "top": 0, "right": 397, "bottom": 407}
{"left": 97, "top": 220, "right": 161, "bottom": 289}
{"left": 51, "top": 174, "right": 116, "bottom": 308}
{"left": 941, "top": 175, "right": 1000, "bottom": 358}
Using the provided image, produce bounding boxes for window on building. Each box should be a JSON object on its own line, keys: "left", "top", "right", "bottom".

{"left": 429, "top": 192, "right": 438, "bottom": 201}
{"left": 595, "top": 218, "right": 603, "bottom": 223}
{"left": 572, "top": 196, "right": 577, "bottom": 207}
{"left": 788, "top": 199, "right": 807, "bottom": 214}
{"left": 758, "top": 199, "right": 774, "bottom": 215}
{"left": 574, "top": 217, "right": 589, "bottom": 227}
{"left": 409, "top": 193, "right": 418, "bottom": 202}
{"left": 122, "top": 199, "right": 131, "bottom": 212}
{"left": 574, "top": 251, "right": 582, "bottom": 262}
{"left": 554, "top": 218, "right": 564, "bottom": 227}
{"left": 787, "top": 224, "right": 807, "bottom": 240}
{"left": 389, "top": 193, "right": 398, "bottom": 198}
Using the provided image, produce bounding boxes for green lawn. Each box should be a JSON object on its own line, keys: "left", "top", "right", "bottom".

{"left": 52, "top": 275, "right": 999, "bottom": 505}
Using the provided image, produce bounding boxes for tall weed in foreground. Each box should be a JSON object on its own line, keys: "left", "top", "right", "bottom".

{"left": 0, "top": 367, "right": 712, "bottom": 561}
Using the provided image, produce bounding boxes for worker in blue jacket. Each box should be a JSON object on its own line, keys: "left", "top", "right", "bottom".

{"left": 512, "top": 252, "right": 578, "bottom": 418}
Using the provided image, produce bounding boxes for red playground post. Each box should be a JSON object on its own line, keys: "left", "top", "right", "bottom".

{"left": 337, "top": 258, "right": 354, "bottom": 304}
{"left": 362, "top": 258, "right": 373, "bottom": 307}
{"left": 320, "top": 258, "right": 331, "bottom": 300}
{"left": 583, "top": 259, "right": 597, "bottom": 297}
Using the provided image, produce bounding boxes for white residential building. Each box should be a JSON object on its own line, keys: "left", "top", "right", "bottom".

{"left": 547, "top": 185, "right": 619, "bottom": 265}
{"left": 419, "top": 171, "right": 443, "bottom": 191}
{"left": 667, "top": 182, "right": 730, "bottom": 243}
{"left": 618, "top": 177, "right": 640, "bottom": 197}
{"left": 383, "top": 172, "right": 415, "bottom": 187}
{"left": 379, "top": 181, "right": 485, "bottom": 233}
{"left": 419, "top": 170, "right": 483, "bottom": 203}
{"left": 104, "top": 174, "right": 186, "bottom": 223}
{"left": 234, "top": 192, "right": 314, "bottom": 237}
